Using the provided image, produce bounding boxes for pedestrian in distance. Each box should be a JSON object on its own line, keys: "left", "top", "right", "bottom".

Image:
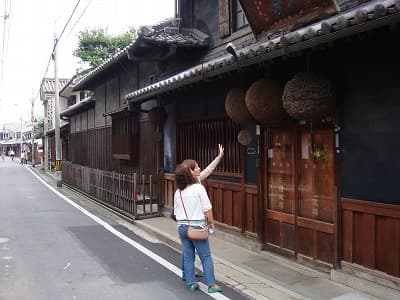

{"left": 1, "top": 150, "right": 4, "bottom": 161}
{"left": 20, "top": 151, "right": 25, "bottom": 164}
{"left": 9, "top": 150, "right": 15, "bottom": 161}
{"left": 174, "top": 160, "right": 222, "bottom": 293}
{"left": 178, "top": 144, "right": 224, "bottom": 282}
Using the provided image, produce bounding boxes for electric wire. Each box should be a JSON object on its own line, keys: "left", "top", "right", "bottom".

{"left": 4, "top": 0, "right": 11, "bottom": 77}
{"left": 1, "top": 0, "right": 7, "bottom": 79}
{"left": 57, "top": 0, "right": 81, "bottom": 46}
{"left": 34, "top": 0, "right": 83, "bottom": 101}
{"left": 65, "top": 0, "right": 93, "bottom": 40}
{"left": 1, "top": 0, "right": 11, "bottom": 79}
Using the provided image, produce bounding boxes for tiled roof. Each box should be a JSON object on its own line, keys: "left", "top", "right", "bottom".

{"left": 125, "top": 0, "right": 400, "bottom": 104}
{"left": 41, "top": 78, "right": 70, "bottom": 94}
{"left": 60, "top": 96, "right": 95, "bottom": 117}
{"left": 45, "top": 123, "right": 69, "bottom": 136}
{"left": 73, "top": 19, "right": 209, "bottom": 91}
{"left": 59, "top": 74, "right": 84, "bottom": 97}
{"left": 139, "top": 23, "right": 209, "bottom": 47}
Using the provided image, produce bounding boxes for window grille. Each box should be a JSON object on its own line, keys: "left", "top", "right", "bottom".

{"left": 178, "top": 117, "right": 242, "bottom": 176}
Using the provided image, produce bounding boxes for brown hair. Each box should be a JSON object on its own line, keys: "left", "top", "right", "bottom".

{"left": 175, "top": 161, "right": 197, "bottom": 190}
{"left": 181, "top": 159, "right": 197, "bottom": 171}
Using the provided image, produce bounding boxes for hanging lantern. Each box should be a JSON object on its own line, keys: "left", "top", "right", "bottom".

{"left": 282, "top": 72, "right": 334, "bottom": 120}
{"left": 245, "top": 79, "right": 289, "bottom": 126}
{"left": 225, "top": 87, "right": 252, "bottom": 125}
{"left": 237, "top": 129, "right": 253, "bottom": 145}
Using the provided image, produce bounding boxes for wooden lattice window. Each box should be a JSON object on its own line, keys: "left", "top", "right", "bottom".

{"left": 178, "top": 117, "right": 242, "bottom": 177}
{"left": 112, "top": 113, "right": 137, "bottom": 160}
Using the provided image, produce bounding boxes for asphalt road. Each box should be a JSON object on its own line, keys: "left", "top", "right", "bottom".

{"left": 0, "top": 159, "right": 247, "bottom": 300}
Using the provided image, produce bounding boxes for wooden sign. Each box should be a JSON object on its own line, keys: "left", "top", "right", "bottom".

{"left": 239, "top": 0, "right": 338, "bottom": 37}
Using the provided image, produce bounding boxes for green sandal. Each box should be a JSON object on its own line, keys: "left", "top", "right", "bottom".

{"left": 188, "top": 283, "right": 199, "bottom": 291}
{"left": 208, "top": 285, "right": 222, "bottom": 293}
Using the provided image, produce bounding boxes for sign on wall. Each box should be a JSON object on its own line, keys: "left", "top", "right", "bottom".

{"left": 239, "top": 0, "right": 339, "bottom": 37}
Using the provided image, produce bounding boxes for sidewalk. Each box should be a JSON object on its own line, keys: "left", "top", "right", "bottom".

{"left": 31, "top": 166, "right": 396, "bottom": 300}
{"left": 133, "top": 217, "right": 379, "bottom": 300}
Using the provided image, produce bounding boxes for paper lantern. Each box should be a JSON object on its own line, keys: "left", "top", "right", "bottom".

{"left": 237, "top": 129, "right": 253, "bottom": 145}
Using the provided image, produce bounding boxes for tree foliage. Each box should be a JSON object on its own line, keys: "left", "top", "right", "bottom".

{"left": 33, "top": 117, "right": 44, "bottom": 139}
{"left": 73, "top": 27, "right": 137, "bottom": 70}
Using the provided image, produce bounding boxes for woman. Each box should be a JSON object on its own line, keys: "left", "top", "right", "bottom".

{"left": 180, "top": 144, "right": 224, "bottom": 282}
{"left": 174, "top": 161, "right": 222, "bottom": 293}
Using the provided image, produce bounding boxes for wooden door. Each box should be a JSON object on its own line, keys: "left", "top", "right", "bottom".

{"left": 297, "top": 128, "right": 335, "bottom": 265}
{"left": 263, "top": 128, "right": 296, "bottom": 256}
{"left": 263, "top": 128, "right": 336, "bottom": 265}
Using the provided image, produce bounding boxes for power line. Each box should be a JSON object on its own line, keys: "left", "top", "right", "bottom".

{"left": 1, "top": 0, "right": 11, "bottom": 80}
{"left": 34, "top": 0, "right": 83, "bottom": 101}
{"left": 66, "top": 0, "right": 93, "bottom": 40}
{"left": 4, "top": 0, "right": 11, "bottom": 77}
{"left": 57, "top": 0, "right": 81, "bottom": 45}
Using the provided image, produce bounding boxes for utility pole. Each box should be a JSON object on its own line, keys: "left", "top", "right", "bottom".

{"left": 19, "top": 110, "right": 23, "bottom": 158}
{"left": 53, "top": 36, "right": 62, "bottom": 185}
{"left": 31, "top": 96, "right": 35, "bottom": 167}
{"left": 1, "top": 2, "right": 10, "bottom": 80}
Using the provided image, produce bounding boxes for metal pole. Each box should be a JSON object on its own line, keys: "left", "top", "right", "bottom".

{"left": 20, "top": 112, "right": 22, "bottom": 158}
{"left": 31, "top": 97, "right": 35, "bottom": 167}
{"left": 53, "top": 36, "right": 62, "bottom": 185}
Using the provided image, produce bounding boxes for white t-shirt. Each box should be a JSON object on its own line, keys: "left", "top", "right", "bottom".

{"left": 174, "top": 183, "right": 212, "bottom": 227}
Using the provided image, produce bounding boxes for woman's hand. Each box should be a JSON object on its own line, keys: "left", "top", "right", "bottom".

{"left": 218, "top": 144, "right": 224, "bottom": 158}
{"left": 206, "top": 210, "right": 216, "bottom": 229}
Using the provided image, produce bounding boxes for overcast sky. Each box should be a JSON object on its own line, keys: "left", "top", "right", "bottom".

{"left": 0, "top": 0, "right": 174, "bottom": 124}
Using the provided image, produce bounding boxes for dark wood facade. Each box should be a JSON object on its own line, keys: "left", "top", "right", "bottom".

{"left": 157, "top": 0, "right": 400, "bottom": 283}
{"left": 341, "top": 198, "right": 400, "bottom": 279}
{"left": 63, "top": 0, "right": 400, "bottom": 290}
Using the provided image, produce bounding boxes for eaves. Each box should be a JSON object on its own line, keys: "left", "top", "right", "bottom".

{"left": 125, "top": 0, "right": 400, "bottom": 106}
{"left": 73, "top": 25, "right": 210, "bottom": 91}
{"left": 60, "top": 96, "right": 96, "bottom": 118}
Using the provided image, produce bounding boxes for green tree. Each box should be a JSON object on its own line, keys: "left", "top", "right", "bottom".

{"left": 33, "top": 118, "right": 44, "bottom": 139}
{"left": 73, "top": 27, "right": 137, "bottom": 70}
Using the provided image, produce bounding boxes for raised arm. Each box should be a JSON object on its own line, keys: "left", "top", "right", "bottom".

{"left": 199, "top": 144, "right": 224, "bottom": 182}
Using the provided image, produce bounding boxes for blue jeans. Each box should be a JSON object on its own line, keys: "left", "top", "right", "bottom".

{"left": 178, "top": 225, "right": 215, "bottom": 286}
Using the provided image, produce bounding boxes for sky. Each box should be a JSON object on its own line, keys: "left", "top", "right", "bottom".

{"left": 0, "top": 0, "right": 175, "bottom": 124}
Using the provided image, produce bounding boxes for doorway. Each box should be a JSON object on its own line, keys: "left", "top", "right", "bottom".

{"left": 263, "top": 127, "right": 335, "bottom": 266}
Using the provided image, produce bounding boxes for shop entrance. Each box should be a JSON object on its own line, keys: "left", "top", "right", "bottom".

{"left": 263, "top": 127, "right": 335, "bottom": 266}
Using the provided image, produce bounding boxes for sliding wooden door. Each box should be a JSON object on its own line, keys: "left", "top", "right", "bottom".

{"left": 263, "top": 127, "right": 336, "bottom": 265}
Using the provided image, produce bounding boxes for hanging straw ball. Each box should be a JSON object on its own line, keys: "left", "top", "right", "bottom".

{"left": 245, "top": 79, "right": 288, "bottom": 126}
{"left": 282, "top": 72, "right": 334, "bottom": 120}
{"left": 225, "top": 87, "right": 252, "bottom": 125}
{"left": 148, "top": 107, "right": 167, "bottom": 125}
{"left": 237, "top": 129, "right": 253, "bottom": 145}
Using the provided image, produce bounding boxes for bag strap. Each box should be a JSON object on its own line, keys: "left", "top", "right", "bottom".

{"left": 179, "top": 191, "right": 190, "bottom": 221}
{"left": 179, "top": 190, "right": 207, "bottom": 226}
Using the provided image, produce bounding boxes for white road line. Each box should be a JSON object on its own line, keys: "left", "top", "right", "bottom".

{"left": 63, "top": 262, "right": 71, "bottom": 270}
{"left": 27, "top": 167, "right": 230, "bottom": 300}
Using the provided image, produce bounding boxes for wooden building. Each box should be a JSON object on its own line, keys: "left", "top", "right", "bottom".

{"left": 40, "top": 78, "right": 69, "bottom": 169}
{"left": 63, "top": 0, "right": 400, "bottom": 295}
